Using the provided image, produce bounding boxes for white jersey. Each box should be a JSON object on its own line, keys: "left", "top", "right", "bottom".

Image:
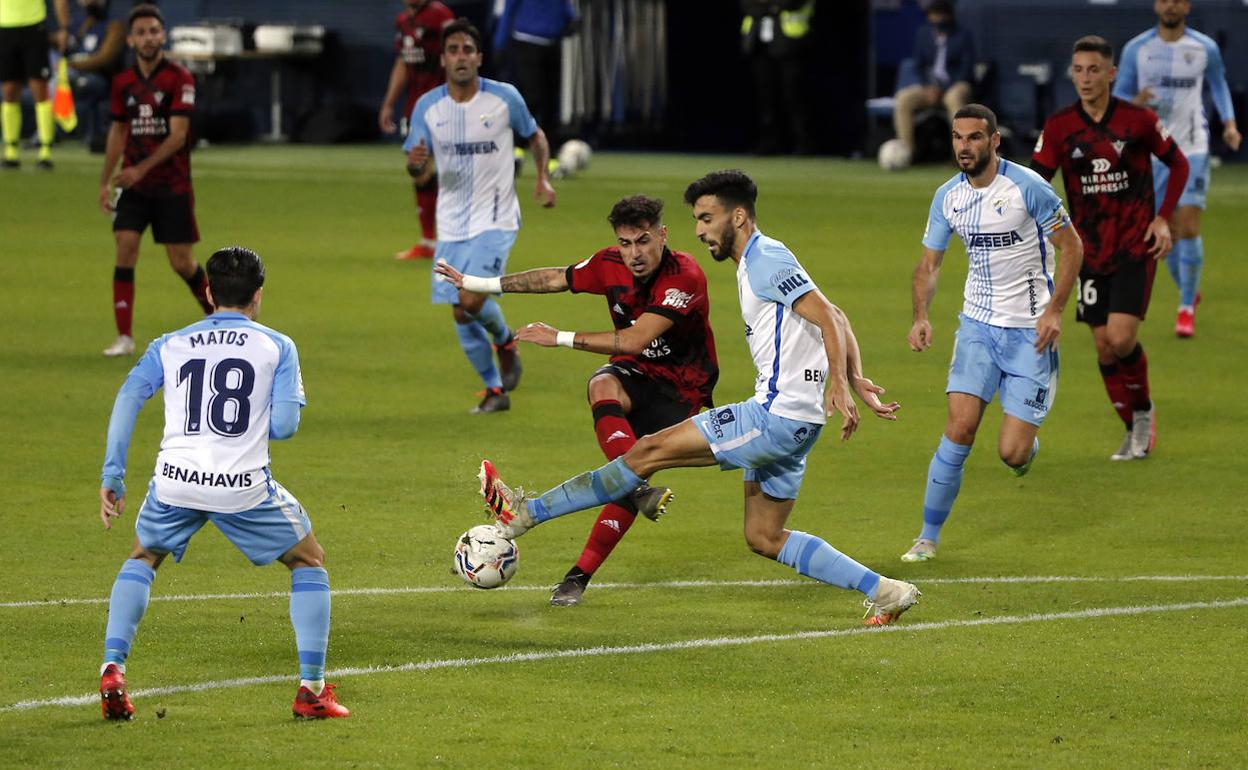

{"left": 129, "top": 313, "right": 305, "bottom": 513}
{"left": 404, "top": 77, "right": 538, "bottom": 241}
{"left": 1115, "top": 28, "right": 1236, "bottom": 157}
{"left": 923, "top": 159, "right": 1070, "bottom": 328}
{"left": 737, "top": 232, "right": 828, "bottom": 425}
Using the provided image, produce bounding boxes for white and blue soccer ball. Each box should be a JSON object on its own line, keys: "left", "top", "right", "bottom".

{"left": 452, "top": 525, "right": 519, "bottom": 589}
{"left": 556, "top": 139, "right": 592, "bottom": 174}
{"left": 877, "top": 138, "right": 912, "bottom": 171}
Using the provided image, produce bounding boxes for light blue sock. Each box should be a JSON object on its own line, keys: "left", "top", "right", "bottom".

{"left": 290, "top": 567, "right": 330, "bottom": 682}
{"left": 103, "top": 559, "right": 156, "bottom": 667}
{"left": 471, "top": 297, "right": 512, "bottom": 346}
{"left": 919, "top": 436, "right": 972, "bottom": 543}
{"left": 455, "top": 319, "right": 503, "bottom": 390}
{"left": 1165, "top": 241, "right": 1182, "bottom": 288}
{"left": 1176, "top": 236, "right": 1203, "bottom": 308}
{"left": 777, "top": 530, "right": 881, "bottom": 598}
{"left": 528, "top": 457, "right": 643, "bottom": 523}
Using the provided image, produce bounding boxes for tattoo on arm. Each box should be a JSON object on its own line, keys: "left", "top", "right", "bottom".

{"left": 613, "top": 331, "right": 621, "bottom": 355}
{"left": 573, "top": 334, "right": 589, "bottom": 350}
{"left": 500, "top": 268, "right": 567, "bottom": 294}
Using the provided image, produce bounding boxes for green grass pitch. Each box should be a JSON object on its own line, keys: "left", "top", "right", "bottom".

{"left": 1, "top": 145, "right": 1245, "bottom": 768}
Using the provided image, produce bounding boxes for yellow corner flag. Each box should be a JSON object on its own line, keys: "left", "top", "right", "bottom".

{"left": 53, "top": 58, "right": 78, "bottom": 133}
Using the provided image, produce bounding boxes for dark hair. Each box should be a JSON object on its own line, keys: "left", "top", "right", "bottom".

{"left": 683, "top": 169, "right": 757, "bottom": 218}
{"left": 607, "top": 195, "right": 663, "bottom": 230}
{"left": 926, "top": 0, "right": 955, "bottom": 18}
{"left": 1073, "top": 34, "right": 1113, "bottom": 60}
{"left": 207, "top": 246, "right": 265, "bottom": 308}
{"left": 442, "top": 18, "right": 482, "bottom": 50}
{"left": 952, "top": 103, "right": 998, "bottom": 135}
{"left": 127, "top": 3, "right": 163, "bottom": 30}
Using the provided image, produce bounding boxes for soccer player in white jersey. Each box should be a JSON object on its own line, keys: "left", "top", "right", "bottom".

{"left": 900, "top": 104, "right": 1083, "bottom": 564}
{"left": 96, "top": 247, "right": 349, "bottom": 721}
{"left": 1115, "top": 0, "right": 1241, "bottom": 337}
{"left": 404, "top": 17, "right": 556, "bottom": 413}
{"left": 476, "top": 170, "right": 922, "bottom": 626}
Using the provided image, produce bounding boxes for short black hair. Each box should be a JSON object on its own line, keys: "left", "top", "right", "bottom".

{"left": 927, "top": 0, "right": 955, "bottom": 17}
{"left": 952, "top": 103, "right": 998, "bottom": 135}
{"left": 1073, "top": 34, "right": 1114, "bottom": 60}
{"left": 127, "top": 3, "right": 163, "bottom": 30}
{"left": 683, "top": 169, "right": 757, "bottom": 218}
{"left": 442, "top": 18, "right": 482, "bottom": 50}
{"left": 207, "top": 246, "right": 265, "bottom": 308}
{"left": 607, "top": 195, "right": 663, "bottom": 230}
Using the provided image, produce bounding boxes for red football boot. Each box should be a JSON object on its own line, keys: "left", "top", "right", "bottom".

{"left": 100, "top": 663, "right": 134, "bottom": 720}
{"left": 394, "top": 243, "right": 435, "bottom": 260}
{"left": 292, "top": 682, "right": 350, "bottom": 719}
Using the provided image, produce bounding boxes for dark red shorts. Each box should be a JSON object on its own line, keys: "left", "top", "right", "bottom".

{"left": 1075, "top": 258, "right": 1157, "bottom": 326}
{"left": 113, "top": 189, "right": 200, "bottom": 244}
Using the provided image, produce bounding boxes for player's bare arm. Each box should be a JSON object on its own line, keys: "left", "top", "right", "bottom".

{"left": 791, "top": 290, "right": 860, "bottom": 440}
{"left": 1034, "top": 224, "right": 1083, "bottom": 353}
{"left": 1223, "top": 119, "right": 1242, "bottom": 152}
{"left": 909, "top": 247, "right": 945, "bottom": 351}
{"left": 406, "top": 138, "right": 436, "bottom": 185}
{"left": 379, "top": 58, "right": 408, "bottom": 133}
{"left": 828, "top": 303, "right": 901, "bottom": 421}
{"left": 98, "top": 122, "right": 129, "bottom": 212}
{"left": 527, "top": 126, "right": 557, "bottom": 208}
{"left": 115, "top": 116, "right": 188, "bottom": 189}
{"left": 517, "top": 312, "right": 674, "bottom": 355}
{"left": 434, "top": 262, "right": 570, "bottom": 294}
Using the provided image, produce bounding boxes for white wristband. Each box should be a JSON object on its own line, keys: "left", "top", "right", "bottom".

{"left": 461, "top": 274, "right": 502, "bottom": 294}
{"left": 556, "top": 331, "right": 576, "bottom": 348}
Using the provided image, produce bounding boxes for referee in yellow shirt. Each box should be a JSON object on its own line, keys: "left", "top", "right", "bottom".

{"left": 1, "top": 0, "right": 69, "bottom": 168}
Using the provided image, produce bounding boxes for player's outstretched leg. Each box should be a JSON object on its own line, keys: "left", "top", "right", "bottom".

{"left": 480, "top": 457, "right": 657, "bottom": 539}
{"left": 1004, "top": 437, "right": 1039, "bottom": 478}
{"left": 902, "top": 436, "right": 971, "bottom": 562}
{"left": 289, "top": 567, "right": 349, "bottom": 719}
{"left": 99, "top": 558, "right": 156, "bottom": 719}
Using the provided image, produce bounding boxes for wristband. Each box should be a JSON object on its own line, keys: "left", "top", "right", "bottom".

{"left": 556, "top": 331, "right": 575, "bottom": 348}
{"left": 461, "top": 274, "right": 502, "bottom": 293}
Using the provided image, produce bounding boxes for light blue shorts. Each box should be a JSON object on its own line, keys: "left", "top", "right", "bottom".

{"left": 1153, "top": 152, "right": 1209, "bottom": 210}
{"left": 431, "top": 229, "right": 518, "bottom": 304}
{"left": 947, "top": 314, "right": 1059, "bottom": 426}
{"left": 691, "top": 399, "right": 823, "bottom": 500}
{"left": 134, "top": 480, "right": 312, "bottom": 566}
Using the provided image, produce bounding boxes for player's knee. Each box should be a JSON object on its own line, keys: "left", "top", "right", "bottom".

{"left": 743, "top": 527, "right": 783, "bottom": 559}
{"left": 1108, "top": 333, "right": 1137, "bottom": 359}
{"left": 585, "top": 373, "right": 625, "bottom": 405}
{"left": 999, "top": 442, "right": 1030, "bottom": 468}
{"left": 452, "top": 305, "right": 472, "bottom": 324}
{"left": 457, "top": 291, "right": 485, "bottom": 315}
{"left": 945, "top": 423, "right": 977, "bottom": 446}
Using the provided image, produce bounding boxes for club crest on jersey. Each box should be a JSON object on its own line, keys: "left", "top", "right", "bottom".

{"left": 1111, "top": 140, "right": 1125, "bottom": 155}
{"left": 1183, "top": 51, "right": 1195, "bottom": 65}
{"left": 153, "top": 91, "right": 164, "bottom": 105}
{"left": 991, "top": 197, "right": 1009, "bottom": 216}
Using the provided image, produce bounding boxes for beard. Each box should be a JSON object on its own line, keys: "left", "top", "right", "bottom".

{"left": 712, "top": 224, "right": 736, "bottom": 262}
{"left": 959, "top": 149, "right": 992, "bottom": 177}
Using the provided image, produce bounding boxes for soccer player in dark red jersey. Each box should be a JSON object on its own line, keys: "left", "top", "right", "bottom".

{"left": 379, "top": 0, "right": 454, "bottom": 261}
{"left": 436, "top": 195, "right": 719, "bottom": 606}
{"left": 97, "top": 4, "right": 211, "bottom": 358}
{"left": 1031, "top": 35, "right": 1189, "bottom": 460}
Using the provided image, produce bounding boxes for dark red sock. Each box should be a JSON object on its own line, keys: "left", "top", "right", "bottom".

{"left": 574, "top": 503, "right": 637, "bottom": 575}
{"left": 416, "top": 187, "right": 437, "bottom": 241}
{"left": 1117, "top": 344, "right": 1151, "bottom": 411}
{"left": 1098, "top": 362, "right": 1133, "bottom": 427}
{"left": 113, "top": 267, "right": 134, "bottom": 337}
{"left": 592, "top": 400, "right": 636, "bottom": 460}
{"left": 184, "top": 265, "right": 213, "bottom": 314}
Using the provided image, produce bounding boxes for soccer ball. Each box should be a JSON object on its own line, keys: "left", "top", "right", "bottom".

{"left": 557, "top": 139, "right": 592, "bottom": 174}
{"left": 452, "top": 525, "right": 519, "bottom": 589}
{"left": 877, "top": 138, "right": 911, "bottom": 171}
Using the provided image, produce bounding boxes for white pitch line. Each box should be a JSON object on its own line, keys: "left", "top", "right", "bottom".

{"left": 1, "top": 574, "right": 1246, "bottom": 609}
{"left": 4, "top": 596, "right": 1246, "bottom": 714}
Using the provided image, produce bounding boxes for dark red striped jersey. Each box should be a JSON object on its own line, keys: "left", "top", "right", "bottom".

{"left": 109, "top": 58, "right": 195, "bottom": 197}
{"left": 395, "top": 2, "right": 454, "bottom": 111}
{"left": 1031, "top": 97, "right": 1187, "bottom": 273}
{"left": 566, "top": 247, "right": 719, "bottom": 409}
